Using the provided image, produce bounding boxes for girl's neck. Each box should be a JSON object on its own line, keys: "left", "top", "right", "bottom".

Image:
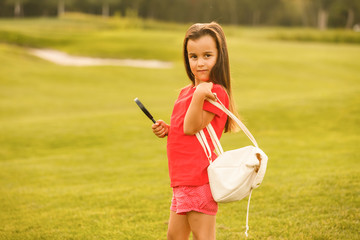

{"left": 194, "top": 79, "right": 212, "bottom": 87}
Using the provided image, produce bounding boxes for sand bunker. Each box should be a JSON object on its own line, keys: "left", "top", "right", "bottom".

{"left": 29, "top": 48, "right": 173, "bottom": 69}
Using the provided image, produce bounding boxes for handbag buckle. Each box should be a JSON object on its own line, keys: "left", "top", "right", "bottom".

{"left": 255, "top": 153, "right": 262, "bottom": 172}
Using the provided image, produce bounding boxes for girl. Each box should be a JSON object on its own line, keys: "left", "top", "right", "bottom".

{"left": 152, "top": 22, "right": 238, "bottom": 240}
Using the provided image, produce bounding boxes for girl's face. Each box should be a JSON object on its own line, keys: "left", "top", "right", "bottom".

{"left": 187, "top": 35, "right": 218, "bottom": 86}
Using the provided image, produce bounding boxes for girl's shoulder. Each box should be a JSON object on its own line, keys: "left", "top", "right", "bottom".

{"left": 212, "top": 83, "right": 226, "bottom": 92}
{"left": 212, "top": 84, "right": 229, "bottom": 99}
{"left": 178, "top": 84, "right": 193, "bottom": 96}
{"left": 181, "top": 84, "right": 193, "bottom": 91}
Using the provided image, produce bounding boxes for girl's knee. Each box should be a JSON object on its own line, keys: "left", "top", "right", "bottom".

{"left": 167, "top": 229, "right": 189, "bottom": 240}
{"left": 191, "top": 231, "right": 215, "bottom": 240}
{"left": 166, "top": 230, "right": 175, "bottom": 240}
{"left": 166, "top": 228, "right": 177, "bottom": 240}
{"left": 167, "top": 212, "right": 191, "bottom": 240}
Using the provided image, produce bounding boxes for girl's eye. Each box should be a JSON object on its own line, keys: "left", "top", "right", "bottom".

{"left": 205, "top": 54, "right": 212, "bottom": 58}
{"left": 190, "top": 55, "right": 197, "bottom": 59}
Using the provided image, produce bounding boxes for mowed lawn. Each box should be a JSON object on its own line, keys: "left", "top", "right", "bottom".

{"left": 0, "top": 16, "right": 359, "bottom": 239}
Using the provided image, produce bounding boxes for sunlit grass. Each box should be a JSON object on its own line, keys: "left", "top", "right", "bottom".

{"left": 0, "top": 15, "right": 359, "bottom": 239}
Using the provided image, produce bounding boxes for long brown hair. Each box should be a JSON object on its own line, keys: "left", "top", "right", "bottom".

{"left": 183, "top": 22, "right": 238, "bottom": 133}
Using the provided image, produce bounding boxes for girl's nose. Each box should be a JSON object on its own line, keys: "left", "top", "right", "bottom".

{"left": 197, "top": 57, "right": 205, "bottom": 66}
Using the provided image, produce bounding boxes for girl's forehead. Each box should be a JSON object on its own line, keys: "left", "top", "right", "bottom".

{"left": 187, "top": 35, "right": 217, "bottom": 52}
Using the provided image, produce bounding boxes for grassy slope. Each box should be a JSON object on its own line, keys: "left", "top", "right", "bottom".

{"left": 0, "top": 15, "right": 359, "bottom": 239}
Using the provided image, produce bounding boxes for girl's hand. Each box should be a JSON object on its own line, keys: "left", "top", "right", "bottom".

{"left": 194, "top": 82, "right": 216, "bottom": 101}
{"left": 152, "top": 120, "right": 169, "bottom": 138}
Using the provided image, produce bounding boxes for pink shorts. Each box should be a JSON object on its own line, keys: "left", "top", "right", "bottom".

{"left": 170, "top": 183, "right": 218, "bottom": 216}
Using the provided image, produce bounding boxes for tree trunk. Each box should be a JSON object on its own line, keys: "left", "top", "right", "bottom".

{"left": 58, "top": 0, "right": 65, "bottom": 17}
{"left": 14, "top": 0, "right": 21, "bottom": 18}
{"left": 299, "top": 0, "right": 309, "bottom": 27}
{"left": 345, "top": 8, "right": 354, "bottom": 29}
{"left": 227, "top": 0, "right": 238, "bottom": 25}
{"left": 102, "top": 3, "right": 109, "bottom": 18}
{"left": 317, "top": 8, "right": 328, "bottom": 30}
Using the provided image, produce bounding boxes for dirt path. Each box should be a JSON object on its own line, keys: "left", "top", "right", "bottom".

{"left": 29, "top": 48, "right": 173, "bottom": 69}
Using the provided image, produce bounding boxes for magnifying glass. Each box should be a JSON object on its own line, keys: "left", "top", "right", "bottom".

{"left": 134, "top": 98, "right": 156, "bottom": 124}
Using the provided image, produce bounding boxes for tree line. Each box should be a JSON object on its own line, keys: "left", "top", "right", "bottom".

{"left": 0, "top": 0, "right": 359, "bottom": 29}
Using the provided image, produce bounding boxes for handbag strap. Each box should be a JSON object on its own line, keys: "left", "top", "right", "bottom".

{"left": 245, "top": 189, "right": 253, "bottom": 237}
{"left": 196, "top": 94, "right": 259, "bottom": 162}
{"left": 206, "top": 124, "right": 224, "bottom": 156}
{"left": 196, "top": 124, "right": 224, "bottom": 163}
{"left": 207, "top": 94, "right": 259, "bottom": 148}
{"left": 195, "top": 128, "right": 213, "bottom": 163}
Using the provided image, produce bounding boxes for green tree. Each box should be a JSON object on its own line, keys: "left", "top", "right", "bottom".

{"left": 86, "top": 0, "right": 119, "bottom": 18}
{"left": 43, "top": 0, "right": 77, "bottom": 17}
{"left": 296, "top": 0, "right": 313, "bottom": 26}
{"left": 343, "top": 0, "right": 360, "bottom": 29}
{"left": 244, "top": 0, "right": 283, "bottom": 26}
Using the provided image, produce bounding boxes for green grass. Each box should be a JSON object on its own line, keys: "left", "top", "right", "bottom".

{"left": 271, "top": 28, "right": 360, "bottom": 44}
{"left": 0, "top": 15, "right": 359, "bottom": 239}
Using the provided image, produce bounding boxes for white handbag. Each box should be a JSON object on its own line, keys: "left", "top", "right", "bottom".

{"left": 196, "top": 95, "right": 268, "bottom": 237}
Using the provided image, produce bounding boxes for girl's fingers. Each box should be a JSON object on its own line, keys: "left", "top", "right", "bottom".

{"left": 152, "top": 122, "right": 160, "bottom": 129}
{"left": 151, "top": 120, "right": 169, "bottom": 138}
{"left": 154, "top": 126, "right": 166, "bottom": 136}
{"left": 154, "top": 125, "right": 164, "bottom": 133}
{"left": 155, "top": 128, "right": 164, "bottom": 135}
{"left": 206, "top": 92, "right": 216, "bottom": 100}
{"left": 157, "top": 125, "right": 169, "bottom": 137}
{"left": 156, "top": 129, "right": 166, "bottom": 138}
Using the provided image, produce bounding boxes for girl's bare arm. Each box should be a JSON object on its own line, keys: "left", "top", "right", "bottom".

{"left": 183, "top": 82, "right": 216, "bottom": 135}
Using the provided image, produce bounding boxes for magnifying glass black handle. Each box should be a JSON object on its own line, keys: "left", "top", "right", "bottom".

{"left": 134, "top": 98, "right": 156, "bottom": 123}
